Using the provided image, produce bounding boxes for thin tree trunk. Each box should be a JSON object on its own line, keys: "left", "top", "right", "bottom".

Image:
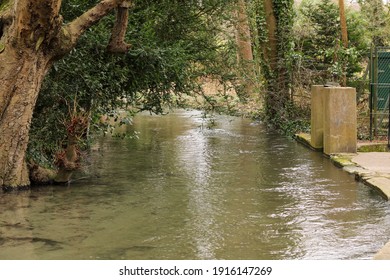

{"left": 236, "top": 0, "right": 253, "bottom": 63}
{"left": 262, "top": 0, "right": 278, "bottom": 73}
{"left": 339, "top": 0, "right": 348, "bottom": 86}
{"left": 339, "top": 0, "right": 348, "bottom": 48}
{"left": 262, "top": 0, "right": 281, "bottom": 117}
{"left": 235, "top": 0, "right": 257, "bottom": 102}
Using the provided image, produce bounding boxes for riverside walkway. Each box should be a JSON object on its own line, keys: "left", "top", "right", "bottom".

{"left": 296, "top": 134, "right": 390, "bottom": 259}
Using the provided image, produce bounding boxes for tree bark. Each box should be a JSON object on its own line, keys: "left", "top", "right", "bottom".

{"left": 0, "top": 0, "right": 55, "bottom": 187}
{"left": 262, "top": 0, "right": 278, "bottom": 73}
{"left": 234, "top": 0, "right": 256, "bottom": 102}
{"left": 338, "top": 0, "right": 348, "bottom": 48}
{"left": 0, "top": 49, "right": 51, "bottom": 188}
{"left": 54, "top": 136, "right": 80, "bottom": 184}
{"left": 338, "top": 0, "right": 348, "bottom": 86}
{"left": 262, "top": 0, "right": 281, "bottom": 117}
{"left": 107, "top": 5, "right": 131, "bottom": 53}
{"left": 0, "top": 0, "right": 129, "bottom": 189}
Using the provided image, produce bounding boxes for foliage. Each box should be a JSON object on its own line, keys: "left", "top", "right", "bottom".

{"left": 357, "top": 0, "right": 390, "bottom": 46}
{"left": 28, "top": 0, "right": 236, "bottom": 167}
{"left": 292, "top": 0, "right": 368, "bottom": 86}
{"left": 262, "top": 101, "right": 311, "bottom": 136}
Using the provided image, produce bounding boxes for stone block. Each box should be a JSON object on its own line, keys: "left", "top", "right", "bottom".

{"left": 310, "top": 85, "right": 325, "bottom": 149}
{"left": 323, "top": 87, "right": 357, "bottom": 155}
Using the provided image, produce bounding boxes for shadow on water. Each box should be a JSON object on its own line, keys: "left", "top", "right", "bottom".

{"left": 1, "top": 110, "right": 390, "bottom": 260}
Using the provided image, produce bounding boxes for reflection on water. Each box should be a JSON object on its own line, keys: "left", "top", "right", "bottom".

{"left": 1, "top": 110, "right": 390, "bottom": 260}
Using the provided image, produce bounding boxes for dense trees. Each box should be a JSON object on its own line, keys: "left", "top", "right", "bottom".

{"left": 247, "top": 0, "right": 385, "bottom": 132}
{"left": 292, "top": 0, "right": 365, "bottom": 85}
{"left": 358, "top": 0, "right": 390, "bottom": 46}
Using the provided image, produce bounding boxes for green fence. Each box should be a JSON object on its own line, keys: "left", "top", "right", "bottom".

{"left": 370, "top": 46, "right": 390, "bottom": 145}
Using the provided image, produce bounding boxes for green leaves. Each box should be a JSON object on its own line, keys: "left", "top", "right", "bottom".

{"left": 291, "top": 0, "right": 367, "bottom": 84}
{"left": 28, "top": 0, "right": 236, "bottom": 166}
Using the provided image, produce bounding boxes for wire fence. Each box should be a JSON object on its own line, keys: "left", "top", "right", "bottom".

{"left": 369, "top": 46, "right": 390, "bottom": 146}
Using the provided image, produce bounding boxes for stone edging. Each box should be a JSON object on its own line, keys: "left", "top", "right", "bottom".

{"left": 329, "top": 154, "right": 390, "bottom": 201}
{"left": 295, "top": 133, "right": 390, "bottom": 200}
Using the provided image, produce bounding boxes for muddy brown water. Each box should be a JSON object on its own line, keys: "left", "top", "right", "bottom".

{"left": 1, "top": 110, "right": 390, "bottom": 259}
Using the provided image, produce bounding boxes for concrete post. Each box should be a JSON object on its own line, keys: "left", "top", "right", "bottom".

{"left": 323, "top": 87, "right": 357, "bottom": 155}
{"left": 310, "top": 85, "right": 325, "bottom": 149}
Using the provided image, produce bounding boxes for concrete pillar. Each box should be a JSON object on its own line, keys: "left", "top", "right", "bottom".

{"left": 323, "top": 87, "right": 357, "bottom": 155}
{"left": 310, "top": 85, "right": 325, "bottom": 149}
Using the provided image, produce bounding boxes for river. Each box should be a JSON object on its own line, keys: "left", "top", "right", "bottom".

{"left": 1, "top": 110, "right": 390, "bottom": 259}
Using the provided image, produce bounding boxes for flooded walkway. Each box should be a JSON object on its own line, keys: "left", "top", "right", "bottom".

{"left": 1, "top": 110, "right": 390, "bottom": 259}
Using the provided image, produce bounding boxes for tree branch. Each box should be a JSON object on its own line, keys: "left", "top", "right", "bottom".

{"left": 106, "top": 5, "right": 131, "bottom": 53}
{"left": 64, "top": 0, "right": 123, "bottom": 46}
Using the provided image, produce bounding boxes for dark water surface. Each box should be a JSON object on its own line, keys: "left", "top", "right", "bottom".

{"left": 1, "top": 110, "right": 390, "bottom": 260}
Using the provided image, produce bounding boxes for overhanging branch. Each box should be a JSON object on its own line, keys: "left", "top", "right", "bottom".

{"left": 106, "top": 3, "right": 131, "bottom": 53}
{"left": 64, "top": 0, "right": 123, "bottom": 47}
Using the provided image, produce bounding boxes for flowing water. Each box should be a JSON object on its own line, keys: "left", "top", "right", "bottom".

{"left": 1, "top": 110, "right": 390, "bottom": 260}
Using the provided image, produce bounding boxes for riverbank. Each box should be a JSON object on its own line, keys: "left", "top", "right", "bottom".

{"left": 295, "top": 133, "right": 390, "bottom": 259}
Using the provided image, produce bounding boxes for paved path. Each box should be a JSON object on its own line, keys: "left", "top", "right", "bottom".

{"left": 352, "top": 152, "right": 390, "bottom": 174}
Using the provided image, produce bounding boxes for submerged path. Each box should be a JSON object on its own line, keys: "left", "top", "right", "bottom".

{"left": 295, "top": 133, "right": 390, "bottom": 259}
{"left": 1, "top": 110, "right": 390, "bottom": 259}
{"left": 333, "top": 153, "right": 390, "bottom": 259}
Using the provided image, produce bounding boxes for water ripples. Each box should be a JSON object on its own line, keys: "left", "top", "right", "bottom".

{"left": 1, "top": 110, "right": 390, "bottom": 259}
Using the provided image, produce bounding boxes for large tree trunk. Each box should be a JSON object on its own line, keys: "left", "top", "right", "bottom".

{"left": 0, "top": 0, "right": 56, "bottom": 188}
{"left": 0, "top": 49, "right": 51, "bottom": 188}
{"left": 0, "top": 0, "right": 129, "bottom": 189}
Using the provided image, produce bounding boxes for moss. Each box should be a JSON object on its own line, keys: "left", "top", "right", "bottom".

{"left": 358, "top": 144, "right": 390, "bottom": 153}
{"left": 28, "top": 163, "right": 56, "bottom": 185}
{"left": 330, "top": 154, "right": 356, "bottom": 168}
{"left": 294, "top": 133, "right": 323, "bottom": 151}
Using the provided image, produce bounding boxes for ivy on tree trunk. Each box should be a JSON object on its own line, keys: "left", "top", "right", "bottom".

{"left": 261, "top": 0, "right": 294, "bottom": 120}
